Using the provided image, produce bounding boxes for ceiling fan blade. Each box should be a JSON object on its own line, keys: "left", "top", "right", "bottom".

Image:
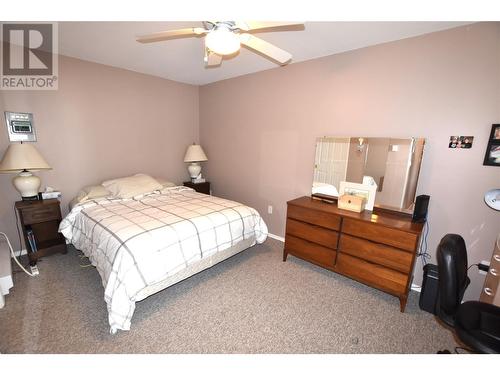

{"left": 239, "top": 33, "right": 292, "bottom": 65}
{"left": 137, "top": 28, "right": 207, "bottom": 43}
{"left": 205, "top": 49, "right": 223, "bottom": 67}
{"left": 235, "top": 21, "right": 304, "bottom": 32}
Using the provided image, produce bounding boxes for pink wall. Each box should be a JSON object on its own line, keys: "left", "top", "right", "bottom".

{"left": 200, "top": 23, "right": 500, "bottom": 299}
{"left": 0, "top": 55, "right": 199, "bottom": 250}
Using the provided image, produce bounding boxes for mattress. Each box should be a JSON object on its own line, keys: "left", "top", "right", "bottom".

{"left": 59, "top": 186, "right": 268, "bottom": 333}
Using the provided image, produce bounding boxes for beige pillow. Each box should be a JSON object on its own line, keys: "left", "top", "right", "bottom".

{"left": 70, "top": 185, "right": 111, "bottom": 210}
{"left": 156, "top": 177, "right": 176, "bottom": 189}
{"left": 75, "top": 185, "right": 111, "bottom": 203}
{"left": 102, "top": 174, "right": 163, "bottom": 199}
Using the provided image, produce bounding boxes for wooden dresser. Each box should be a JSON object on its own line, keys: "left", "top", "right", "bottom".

{"left": 284, "top": 196, "right": 424, "bottom": 312}
{"left": 479, "top": 235, "right": 500, "bottom": 306}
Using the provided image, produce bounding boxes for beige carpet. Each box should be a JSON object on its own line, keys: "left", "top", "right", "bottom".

{"left": 0, "top": 238, "right": 458, "bottom": 353}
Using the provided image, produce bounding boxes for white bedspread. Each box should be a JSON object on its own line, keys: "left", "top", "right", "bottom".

{"left": 59, "top": 187, "right": 268, "bottom": 333}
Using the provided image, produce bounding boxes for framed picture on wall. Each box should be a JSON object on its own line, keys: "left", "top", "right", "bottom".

{"left": 483, "top": 124, "right": 500, "bottom": 167}
{"left": 490, "top": 124, "right": 500, "bottom": 140}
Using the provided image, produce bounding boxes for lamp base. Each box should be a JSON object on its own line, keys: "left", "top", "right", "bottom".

{"left": 187, "top": 162, "right": 202, "bottom": 179}
{"left": 21, "top": 195, "right": 41, "bottom": 201}
{"left": 13, "top": 170, "right": 41, "bottom": 199}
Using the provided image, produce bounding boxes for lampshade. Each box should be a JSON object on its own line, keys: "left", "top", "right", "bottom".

{"left": 184, "top": 144, "right": 208, "bottom": 163}
{"left": 0, "top": 143, "right": 51, "bottom": 172}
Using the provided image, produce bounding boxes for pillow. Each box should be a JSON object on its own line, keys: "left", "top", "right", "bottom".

{"left": 102, "top": 174, "right": 163, "bottom": 199}
{"left": 70, "top": 184, "right": 111, "bottom": 210}
{"left": 156, "top": 177, "right": 176, "bottom": 189}
{"left": 75, "top": 185, "right": 111, "bottom": 203}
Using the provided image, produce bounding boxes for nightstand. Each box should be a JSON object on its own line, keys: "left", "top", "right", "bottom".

{"left": 15, "top": 199, "right": 67, "bottom": 265}
{"left": 183, "top": 181, "right": 211, "bottom": 195}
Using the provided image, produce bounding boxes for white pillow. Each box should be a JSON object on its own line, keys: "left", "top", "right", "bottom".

{"left": 102, "top": 174, "right": 163, "bottom": 199}
{"left": 156, "top": 177, "right": 176, "bottom": 189}
{"left": 75, "top": 185, "right": 111, "bottom": 203}
{"left": 69, "top": 185, "right": 111, "bottom": 210}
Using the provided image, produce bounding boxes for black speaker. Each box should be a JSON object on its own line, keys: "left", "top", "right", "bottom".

{"left": 412, "top": 194, "right": 430, "bottom": 222}
{"left": 419, "top": 263, "right": 439, "bottom": 314}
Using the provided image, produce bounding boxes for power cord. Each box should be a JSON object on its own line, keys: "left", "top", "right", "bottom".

{"left": 468, "top": 263, "right": 479, "bottom": 271}
{"left": 468, "top": 263, "right": 490, "bottom": 272}
{"left": 13, "top": 204, "right": 24, "bottom": 258}
{"left": 0, "top": 232, "right": 38, "bottom": 277}
{"left": 418, "top": 219, "right": 431, "bottom": 265}
{"left": 78, "top": 253, "right": 93, "bottom": 268}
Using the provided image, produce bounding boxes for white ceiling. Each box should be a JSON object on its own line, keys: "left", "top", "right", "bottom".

{"left": 58, "top": 21, "right": 471, "bottom": 86}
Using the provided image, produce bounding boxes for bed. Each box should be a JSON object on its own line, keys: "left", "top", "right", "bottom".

{"left": 59, "top": 185, "right": 268, "bottom": 334}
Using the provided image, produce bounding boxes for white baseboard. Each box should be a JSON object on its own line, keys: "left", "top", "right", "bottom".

{"left": 268, "top": 233, "right": 284, "bottom": 242}
{"left": 411, "top": 283, "right": 421, "bottom": 293}
{"left": 10, "top": 248, "right": 27, "bottom": 258}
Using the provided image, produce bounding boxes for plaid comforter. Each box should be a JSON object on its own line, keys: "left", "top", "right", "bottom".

{"left": 59, "top": 186, "right": 268, "bottom": 333}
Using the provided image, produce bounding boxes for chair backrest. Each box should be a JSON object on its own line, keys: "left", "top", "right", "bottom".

{"left": 436, "top": 233, "right": 470, "bottom": 326}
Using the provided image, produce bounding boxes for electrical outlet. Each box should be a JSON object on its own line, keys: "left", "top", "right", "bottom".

{"left": 267, "top": 205, "right": 273, "bottom": 214}
{"left": 479, "top": 260, "right": 490, "bottom": 275}
{"left": 30, "top": 264, "right": 39, "bottom": 276}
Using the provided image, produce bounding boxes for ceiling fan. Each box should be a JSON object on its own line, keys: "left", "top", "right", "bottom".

{"left": 136, "top": 21, "right": 304, "bottom": 68}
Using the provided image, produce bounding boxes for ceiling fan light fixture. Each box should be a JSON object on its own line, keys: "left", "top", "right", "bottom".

{"left": 205, "top": 28, "right": 240, "bottom": 55}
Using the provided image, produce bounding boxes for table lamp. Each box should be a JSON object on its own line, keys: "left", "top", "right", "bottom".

{"left": 0, "top": 143, "right": 52, "bottom": 199}
{"left": 184, "top": 144, "right": 208, "bottom": 180}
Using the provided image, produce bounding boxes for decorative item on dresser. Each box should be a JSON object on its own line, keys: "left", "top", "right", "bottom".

{"left": 283, "top": 196, "right": 424, "bottom": 312}
{"left": 15, "top": 198, "right": 67, "bottom": 266}
{"left": 183, "top": 181, "right": 211, "bottom": 195}
{"left": 480, "top": 234, "right": 500, "bottom": 306}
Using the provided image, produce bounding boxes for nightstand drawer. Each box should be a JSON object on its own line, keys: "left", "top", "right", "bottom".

{"left": 22, "top": 203, "right": 61, "bottom": 224}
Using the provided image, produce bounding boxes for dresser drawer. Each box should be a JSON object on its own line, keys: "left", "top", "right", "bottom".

{"left": 21, "top": 203, "right": 61, "bottom": 225}
{"left": 479, "top": 269, "right": 499, "bottom": 304}
{"left": 339, "top": 234, "right": 413, "bottom": 273}
{"left": 342, "top": 218, "right": 418, "bottom": 252}
{"left": 336, "top": 253, "right": 408, "bottom": 295}
{"left": 287, "top": 204, "right": 341, "bottom": 231}
{"left": 285, "top": 234, "right": 336, "bottom": 269}
{"left": 286, "top": 218, "right": 338, "bottom": 250}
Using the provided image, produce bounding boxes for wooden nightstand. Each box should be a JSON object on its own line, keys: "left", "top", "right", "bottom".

{"left": 15, "top": 199, "right": 67, "bottom": 265}
{"left": 183, "top": 181, "right": 211, "bottom": 195}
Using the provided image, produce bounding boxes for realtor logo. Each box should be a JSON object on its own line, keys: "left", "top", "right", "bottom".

{"left": 1, "top": 22, "right": 58, "bottom": 90}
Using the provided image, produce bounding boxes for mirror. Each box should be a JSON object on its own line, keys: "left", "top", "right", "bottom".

{"left": 312, "top": 137, "right": 425, "bottom": 213}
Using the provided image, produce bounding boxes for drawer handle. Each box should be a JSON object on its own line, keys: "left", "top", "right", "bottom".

{"left": 494, "top": 255, "right": 500, "bottom": 262}
{"left": 490, "top": 268, "right": 498, "bottom": 276}
{"left": 32, "top": 209, "right": 54, "bottom": 216}
{"left": 484, "top": 287, "right": 493, "bottom": 296}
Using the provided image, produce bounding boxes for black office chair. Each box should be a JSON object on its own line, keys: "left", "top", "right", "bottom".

{"left": 436, "top": 234, "right": 500, "bottom": 353}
